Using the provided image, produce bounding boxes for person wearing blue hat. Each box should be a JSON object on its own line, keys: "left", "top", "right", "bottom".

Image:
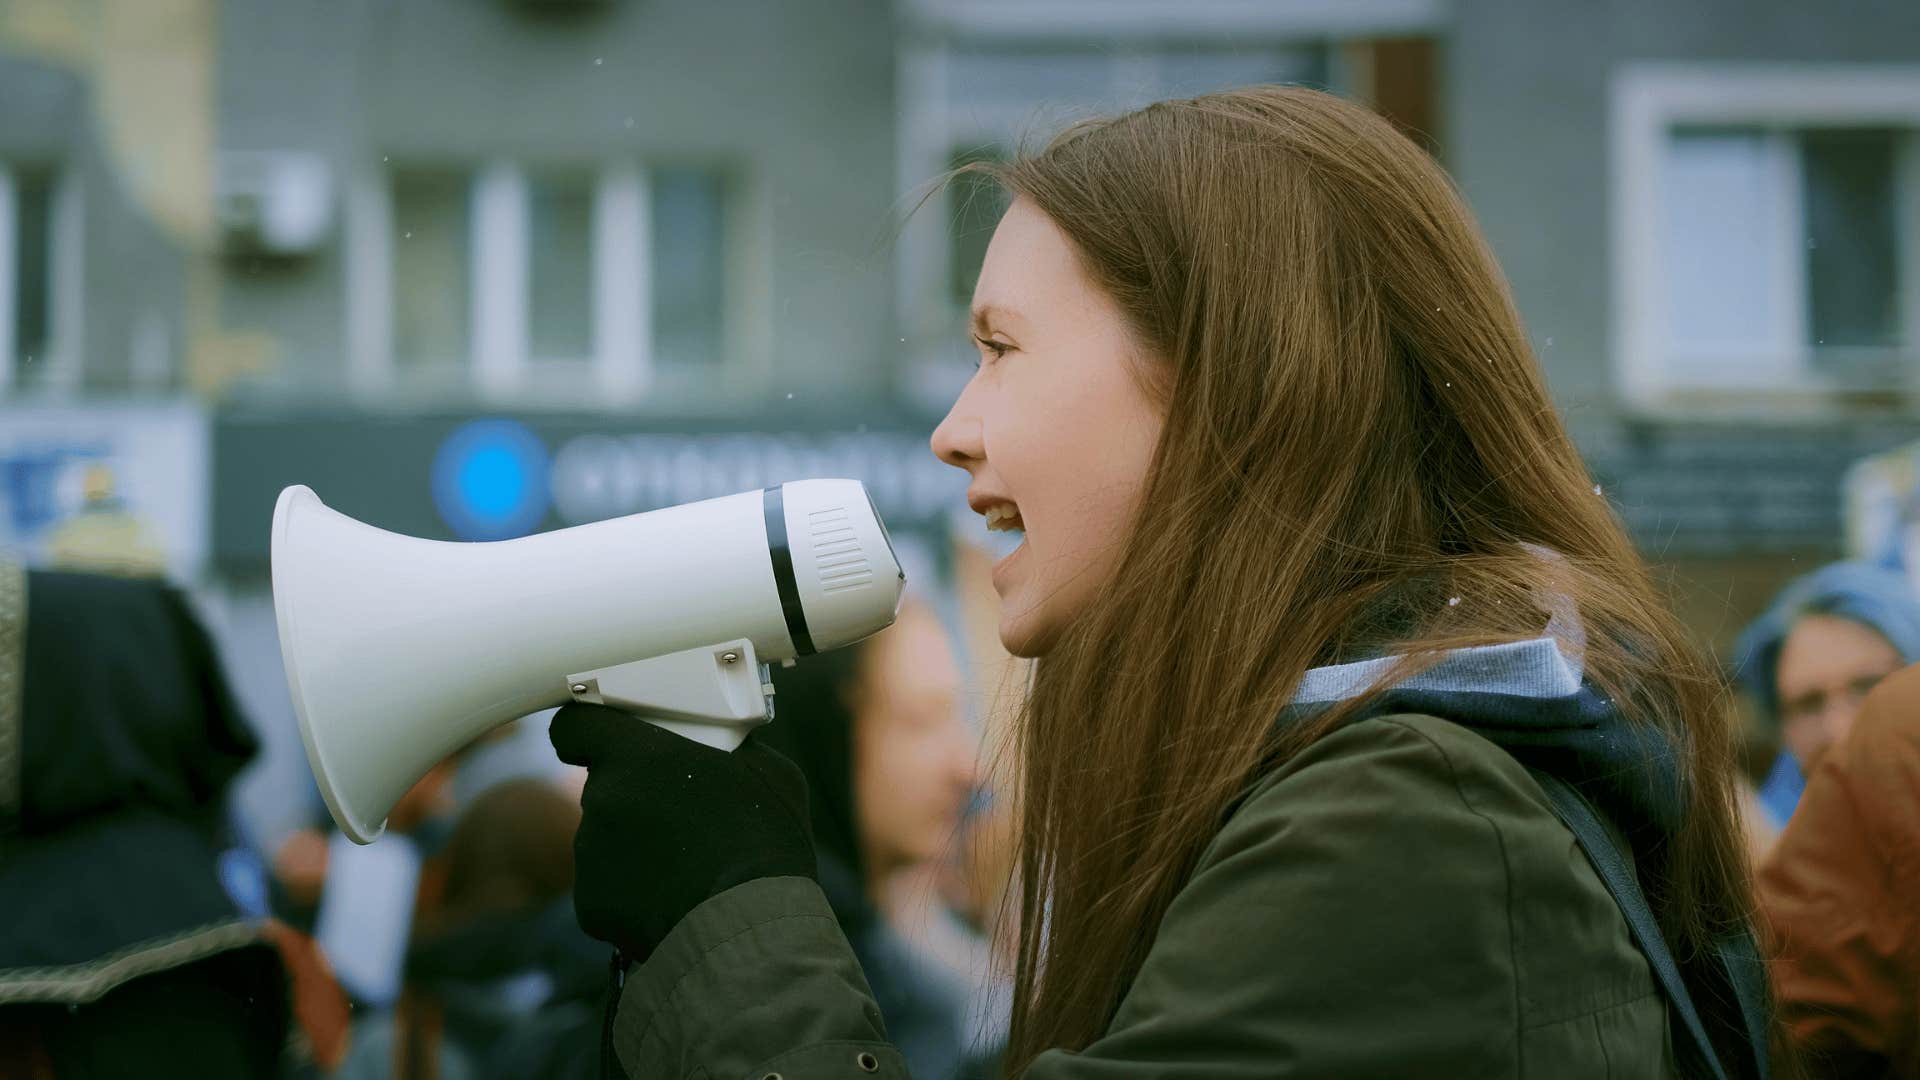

{"left": 1734, "top": 561, "right": 1920, "bottom": 830}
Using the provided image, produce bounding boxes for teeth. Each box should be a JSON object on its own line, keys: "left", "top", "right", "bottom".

{"left": 983, "top": 505, "right": 1024, "bottom": 532}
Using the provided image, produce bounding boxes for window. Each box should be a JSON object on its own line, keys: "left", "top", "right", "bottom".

{"left": 10, "top": 167, "right": 53, "bottom": 390}
{"left": 1659, "top": 126, "right": 1908, "bottom": 387}
{"left": 1804, "top": 130, "right": 1902, "bottom": 357}
{"left": 389, "top": 168, "right": 472, "bottom": 375}
{"left": 1614, "top": 67, "right": 1920, "bottom": 407}
{"left": 649, "top": 167, "right": 728, "bottom": 369}
{"left": 359, "top": 161, "right": 735, "bottom": 402}
{"left": 0, "top": 163, "right": 80, "bottom": 398}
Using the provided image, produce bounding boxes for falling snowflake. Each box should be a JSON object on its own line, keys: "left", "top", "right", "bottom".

{"left": 1448, "top": 596, "right": 1461, "bottom": 607}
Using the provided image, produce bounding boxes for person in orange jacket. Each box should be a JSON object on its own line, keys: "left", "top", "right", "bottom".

{"left": 1759, "top": 660, "right": 1920, "bottom": 1077}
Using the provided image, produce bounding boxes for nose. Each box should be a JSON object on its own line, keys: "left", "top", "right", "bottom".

{"left": 930, "top": 376, "right": 985, "bottom": 471}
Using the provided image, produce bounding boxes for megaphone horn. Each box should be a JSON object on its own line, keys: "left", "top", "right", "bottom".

{"left": 272, "top": 479, "right": 905, "bottom": 843}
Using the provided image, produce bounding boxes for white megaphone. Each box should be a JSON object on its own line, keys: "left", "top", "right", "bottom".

{"left": 272, "top": 479, "right": 905, "bottom": 843}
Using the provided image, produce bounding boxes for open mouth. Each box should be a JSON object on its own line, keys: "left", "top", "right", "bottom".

{"left": 983, "top": 503, "right": 1025, "bottom": 536}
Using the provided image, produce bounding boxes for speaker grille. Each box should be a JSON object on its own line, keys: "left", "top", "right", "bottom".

{"left": 808, "top": 507, "right": 873, "bottom": 593}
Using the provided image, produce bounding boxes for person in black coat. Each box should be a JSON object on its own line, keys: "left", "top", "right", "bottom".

{"left": 0, "top": 562, "right": 292, "bottom": 1079}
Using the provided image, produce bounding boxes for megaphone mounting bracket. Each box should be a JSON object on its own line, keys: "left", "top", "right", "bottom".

{"left": 566, "top": 638, "right": 775, "bottom": 752}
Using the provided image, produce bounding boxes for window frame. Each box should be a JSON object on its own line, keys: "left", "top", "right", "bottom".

{"left": 1611, "top": 64, "right": 1920, "bottom": 412}
{"left": 347, "top": 157, "right": 742, "bottom": 407}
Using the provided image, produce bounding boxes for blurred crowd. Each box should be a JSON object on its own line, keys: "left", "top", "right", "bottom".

{"left": 6, "top": 482, "right": 1920, "bottom": 1078}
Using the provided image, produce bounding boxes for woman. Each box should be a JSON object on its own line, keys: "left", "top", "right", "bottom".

{"left": 1732, "top": 561, "right": 1920, "bottom": 833}
{"left": 550, "top": 86, "right": 1768, "bottom": 1078}
{"left": 758, "top": 599, "right": 984, "bottom": 1078}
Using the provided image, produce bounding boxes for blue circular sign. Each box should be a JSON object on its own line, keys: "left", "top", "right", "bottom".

{"left": 431, "top": 419, "right": 551, "bottom": 540}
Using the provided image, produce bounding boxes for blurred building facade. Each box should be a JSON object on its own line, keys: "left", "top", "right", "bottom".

{"left": 2, "top": 0, "right": 1918, "bottom": 841}
{"left": 1445, "top": 0, "right": 1920, "bottom": 646}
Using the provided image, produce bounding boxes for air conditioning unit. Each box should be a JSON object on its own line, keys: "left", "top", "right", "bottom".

{"left": 216, "top": 151, "right": 334, "bottom": 258}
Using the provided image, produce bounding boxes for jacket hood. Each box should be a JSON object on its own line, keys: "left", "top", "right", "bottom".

{"left": 1285, "top": 636, "right": 1685, "bottom": 845}
{"left": 8, "top": 567, "right": 258, "bottom": 836}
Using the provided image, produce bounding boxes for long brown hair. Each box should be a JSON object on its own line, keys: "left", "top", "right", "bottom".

{"left": 966, "top": 86, "right": 1755, "bottom": 1070}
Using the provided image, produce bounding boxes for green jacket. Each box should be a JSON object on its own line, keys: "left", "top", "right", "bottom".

{"left": 611, "top": 713, "right": 1677, "bottom": 1078}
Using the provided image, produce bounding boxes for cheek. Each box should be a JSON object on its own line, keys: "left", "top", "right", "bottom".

{"left": 857, "top": 735, "right": 926, "bottom": 821}
{"left": 983, "top": 344, "right": 1163, "bottom": 656}
{"left": 1002, "top": 371, "right": 1157, "bottom": 536}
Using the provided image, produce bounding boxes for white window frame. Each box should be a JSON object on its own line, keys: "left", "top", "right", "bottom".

{"left": 0, "top": 163, "right": 84, "bottom": 399}
{"left": 1611, "top": 64, "right": 1920, "bottom": 412}
{"left": 348, "top": 159, "right": 662, "bottom": 406}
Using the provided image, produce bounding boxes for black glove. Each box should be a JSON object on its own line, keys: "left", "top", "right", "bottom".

{"left": 548, "top": 704, "right": 816, "bottom": 962}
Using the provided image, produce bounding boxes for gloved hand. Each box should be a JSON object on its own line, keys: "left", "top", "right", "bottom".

{"left": 548, "top": 704, "right": 816, "bottom": 962}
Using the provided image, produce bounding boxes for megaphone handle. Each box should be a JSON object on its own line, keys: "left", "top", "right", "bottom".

{"left": 567, "top": 640, "right": 774, "bottom": 753}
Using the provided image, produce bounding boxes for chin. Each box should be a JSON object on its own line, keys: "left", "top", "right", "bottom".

{"left": 998, "top": 607, "right": 1059, "bottom": 659}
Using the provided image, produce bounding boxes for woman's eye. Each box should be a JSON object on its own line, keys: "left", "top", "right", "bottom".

{"left": 972, "top": 335, "right": 1012, "bottom": 366}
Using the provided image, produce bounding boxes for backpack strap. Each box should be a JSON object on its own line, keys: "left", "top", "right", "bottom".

{"left": 1717, "top": 922, "right": 1772, "bottom": 1077}
{"left": 1524, "top": 766, "right": 1757, "bottom": 1080}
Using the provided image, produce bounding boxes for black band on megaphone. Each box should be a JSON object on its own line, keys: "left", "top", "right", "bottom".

{"left": 763, "top": 486, "right": 816, "bottom": 656}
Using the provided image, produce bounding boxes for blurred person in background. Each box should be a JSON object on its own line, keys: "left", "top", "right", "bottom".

{"left": 270, "top": 758, "right": 461, "bottom": 933}
{"left": 759, "top": 598, "right": 987, "bottom": 1079}
{"left": 271, "top": 718, "right": 572, "bottom": 933}
{"left": 1732, "top": 561, "right": 1920, "bottom": 855}
{"left": 548, "top": 86, "right": 1770, "bottom": 1078}
{"left": 336, "top": 777, "right": 605, "bottom": 1080}
{"left": 1759, "top": 660, "right": 1920, "bottom": 1077}
{"left": 0, "top": 561, "right": 348, "bottom": 1077}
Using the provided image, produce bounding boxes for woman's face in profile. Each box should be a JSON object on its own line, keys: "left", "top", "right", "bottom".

{"left": 930, "top": 197, "right": 1166, "bottom": 658}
